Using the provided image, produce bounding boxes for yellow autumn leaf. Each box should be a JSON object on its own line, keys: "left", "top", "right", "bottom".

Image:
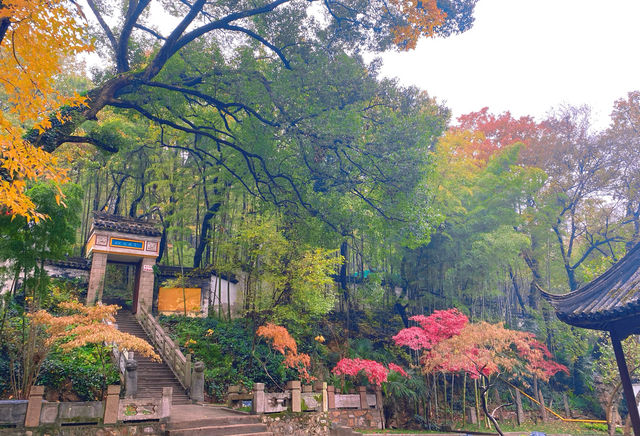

{"left": 0, "top": 0, "right": 91, "bottom": 220}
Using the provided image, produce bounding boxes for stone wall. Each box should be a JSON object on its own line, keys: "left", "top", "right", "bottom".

{"left": 261, "top": 412, "right": 330, "bottom": 436}
{"left": 0, "top": 422, "right": 165, "bottom": 436}
{"left": 329, "top": 409, "right": 383, "bottom": 430}
{"left": 0, "top": 386, "right": 169, "bottom": 432}
{"left": 0, "top": 401, "right": 28, "bottom": 427}
{"left": 260, "top": 410, "right": 383, "bottom": 436}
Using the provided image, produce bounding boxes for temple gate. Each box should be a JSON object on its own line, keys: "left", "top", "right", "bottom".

{"left": 85, "top": 212, "right": 161, "bottom": 313}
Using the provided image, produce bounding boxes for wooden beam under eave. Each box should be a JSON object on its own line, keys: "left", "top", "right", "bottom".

{"left": 611, "top": 330, "right": 640, "bottom": 436}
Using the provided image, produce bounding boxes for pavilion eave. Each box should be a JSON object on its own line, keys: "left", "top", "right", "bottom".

{"left": 541, "top": 241, "right": 640, "bottom": 436}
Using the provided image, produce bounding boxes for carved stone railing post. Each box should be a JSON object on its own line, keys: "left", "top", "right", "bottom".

{"left": 358, "top": 386, "right": 368, "bottom": 409}
{"left": 104, "top": 385, "right": 120, "bottom": 424}
{"left": 253, "top": 383, "right": 265, "bottom": 414}
{"left": 24, "top": 385, "right": 44, "bottom": 427}
{"left": 185, "top": 353, "right": 192, "bottom": 389}
{"left": 327, "top": 385, "right": 335, "bottom": 410}
{"left": 286, "top": 381, "right": 301, "bottom": 412}
{"left": 161, "top": 387, "right": 173, "bottom": 422}
{"left": 314, "top": 381, "right": 328, "bottom": 412}
{"left": 375, "top": 385, "right": 383, "bottom": 410}
{"left": 125, "top": 358, "right": 138, "bottom": 398}
{"left": 190, "top": 361, "right": 205, "bottom": 403}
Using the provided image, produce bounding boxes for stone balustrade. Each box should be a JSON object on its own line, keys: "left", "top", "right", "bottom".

{"left": 227, "top": 381, "right": 382, "bottom": 415}
{"left": 0, "top": 385, "right": 171, "bottom": 430}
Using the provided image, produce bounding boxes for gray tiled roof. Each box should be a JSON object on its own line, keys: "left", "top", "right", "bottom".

{"left": 541, "top": 242, "right": 640, "bottom": 332}
{"left": 92, "top": 212, "right": 161, "bottom": 237}
{"left": 157, "top": 265, "right": 238, "bottom": 283}
{"left": 44, "top": 256, "right": 91, "bottom": 270}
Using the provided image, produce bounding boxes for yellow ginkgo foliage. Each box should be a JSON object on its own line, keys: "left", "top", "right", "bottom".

{"left": 0, "top": 0, "right": 90, "bottom": 220}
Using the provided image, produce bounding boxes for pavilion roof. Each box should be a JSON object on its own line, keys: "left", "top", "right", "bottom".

{"left": 541, "top": 242, "right": 640, "bottom": 334}
{"left": 92, "top": 212, "right": 162, "bottom": 237}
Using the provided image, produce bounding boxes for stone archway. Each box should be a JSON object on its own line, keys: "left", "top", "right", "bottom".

{"left": 85, "top": 212, "right": 161, "bottom": 313}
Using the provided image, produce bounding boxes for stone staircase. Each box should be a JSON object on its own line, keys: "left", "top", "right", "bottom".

{"left": 114, "top": 309, "right": 191, "bottom": 405}
{"left": 166, "top": 406, "right": 273, "bottom": 436}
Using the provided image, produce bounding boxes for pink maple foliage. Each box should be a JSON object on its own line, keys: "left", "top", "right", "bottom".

{"left": 388, "top": 363, "right": 409, "bottom": 378}
{"left": 392, "top": 308, "right": 468, "bottom": 350}
{"left": 332, "top": 358, "right": 389, "bottom": 386}
{"left": 421, "top": 321, "right": 568, "bottom": 381}
{"left": 332, "top": 359, "right": 411, "bottom": 386}
{"left": 392, "top": 309, "right": 567, "bottom": 383}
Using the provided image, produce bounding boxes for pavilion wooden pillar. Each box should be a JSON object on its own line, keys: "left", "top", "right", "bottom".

{"left": 611, "top": 331, "right": 640, "bottom": 436}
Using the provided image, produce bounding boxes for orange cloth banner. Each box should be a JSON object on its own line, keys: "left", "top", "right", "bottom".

{"left": 158, "top": 287, "right": 201, "bottom": 314}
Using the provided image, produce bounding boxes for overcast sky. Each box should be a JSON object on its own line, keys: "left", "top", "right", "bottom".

{"left": 378, "top": 0, "right": 640, "bottom": 129}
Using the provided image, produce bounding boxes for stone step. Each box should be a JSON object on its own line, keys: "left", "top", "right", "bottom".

{"left": 136, "top": 371, "right": 176, "bottom": 375}
{"left": 137, "top": 390, "right": 187, "bottom": 396}
{"left": 137, "top": 386, "right": 186, "bottom": 392}
{"left": 137, "top": 393, "right": 189, "bottom": 399}
{"left": 166, "top": 423, "right": 270, "bottom": 436}
{"left": 167, "top": 415, "right": 261, "bottom": 430}
{"left": 114, "top": 310, "right": 192, "bottom": 406}
{"left": 135, "top": 368, "right": 176, "bottom": 373}
{"left": 137, "top": 379, "right": 182, "bottom": 384}
{"left": 138, "top": 390, "right": 186, "bottom": 395}
{"left": 136, "top": 372, "right": 180, "bottom": 377}
{"left": 137, "top": 384, "right": 186, "bottom": 389}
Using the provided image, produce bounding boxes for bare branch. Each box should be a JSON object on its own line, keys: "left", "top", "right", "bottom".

{"left": 168, "top": 0, "right": 291, "bottom": 64}
{"left": 85, "top": 0, "right": 118, "bottom": 54}
{"left": 144, "top": 0, "right": 207, "bottom": 80}
{"left": 117, "top": 0, "right": 152, "bottom": 72}
{"left": 142, "top": 80, "right": 279, "bottom": 126}
{"left": 222, "top": 24, "right": 291, "bottom": 69}
{"left": 133, "top": 23, "right": 166, "bottom": 41}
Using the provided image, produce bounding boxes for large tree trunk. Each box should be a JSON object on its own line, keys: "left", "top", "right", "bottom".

{"left": 515, "top": 389, "right": 524, "bottom": 426}
{"left": 339, "top": 240, "right": 349, "bottom": 310}
{"left": 25, "top": 75, "right": 136, "bottom": 152}
{"left": 479, "top": 377, "right": 504, "bottom": 436}
{"left": 193, "top": 202, "right": 220, "bottom": 268}
{"left": 129, "top": 178, "right": 146, "bottom": 218}
{"left": 522, "top": 235, "right": 544, "bottom": 309}
{"left": 394, "top": 302, "right": 409, "bottom": 328}
{"left": 508, "top": 265, "right": 527, "bottom": 313}
{"left": 538, "top": 388, "right": 548, "bottom": 423}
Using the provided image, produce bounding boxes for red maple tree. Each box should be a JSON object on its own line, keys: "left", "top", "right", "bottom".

{"left": 393, "top": 309, "right": 567, "bottom": 435}
{"left": 392, "top": 308, "right": 468, "bottom": 350}
{"left": 453, "top": 107, "right": 544, "bottom": 162}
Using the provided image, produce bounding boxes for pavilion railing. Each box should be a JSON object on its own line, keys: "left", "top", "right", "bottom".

{"left": 136, "top": 305, "right": 192, "bottom": 392}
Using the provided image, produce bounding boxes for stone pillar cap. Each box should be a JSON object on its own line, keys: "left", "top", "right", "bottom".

{"left": 30, "top": 386, "right": 45, "bottom": 396}
{"left": 107, "top": 385, "right": 120, "bottom": 395}
{"left": 286, "top": 380, "right": 301, "bottom": 389}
